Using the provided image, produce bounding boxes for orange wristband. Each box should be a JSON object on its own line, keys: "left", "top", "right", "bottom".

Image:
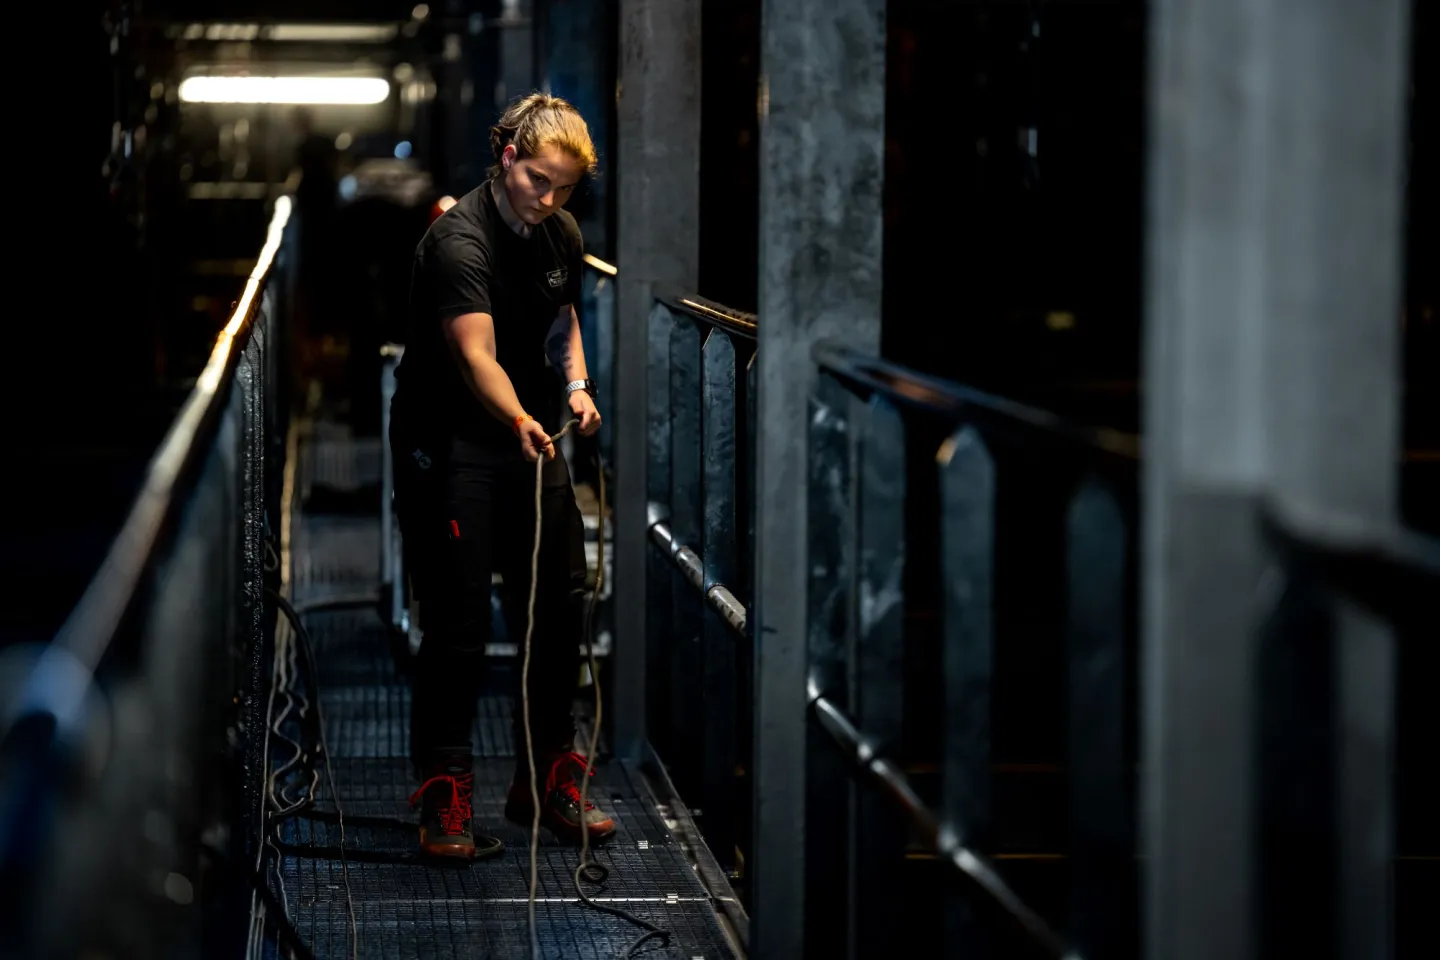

{"left": 513, "top": 413, "right": 533, "bottom": 436}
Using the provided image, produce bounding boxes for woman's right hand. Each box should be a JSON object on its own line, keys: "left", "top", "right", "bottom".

{"left": 516, "top": 417, "right": 555, "bottom": 462}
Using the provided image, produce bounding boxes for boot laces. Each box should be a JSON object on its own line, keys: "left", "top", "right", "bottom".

{"left": 410, "top": 773, "right": 474, "bottom": 834}
{"left": 545, "top": 752, "right": 596, "bottom": 811}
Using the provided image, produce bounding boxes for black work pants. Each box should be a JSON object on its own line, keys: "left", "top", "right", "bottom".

{"left": 391, "top": 425, "right": 587, "bottom": 771}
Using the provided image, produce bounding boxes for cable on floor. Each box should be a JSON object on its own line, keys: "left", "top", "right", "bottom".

{"left": 267, "top": 589, "right": 358, "bottom": 960}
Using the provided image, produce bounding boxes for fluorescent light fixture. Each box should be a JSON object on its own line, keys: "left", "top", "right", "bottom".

{"left": 266, "top": 24, "right": 400, "bottom": 42}
{"left": 179, "top": 76, "right": 390, "bottom": 105}
{"left": 172, "top": 22, "right": 400, "bottom": 43}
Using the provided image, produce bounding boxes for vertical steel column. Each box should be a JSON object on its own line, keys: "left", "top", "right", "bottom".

{"left": 752, "top": 0, "right": 885, "bottom": 950}
{"left": 804, "top": 371, "right": 856, "bottom": 958}
{"left": 701, "top": 329, "right": 740, "bottom": 868}
{"left": 1066, "top": 477, "right": 1135, "bottom": 959}
{"left": 938, "top": 426, "right": 995, "bottom": 956}
{"left": 1142, "top": 2, "right": 1272, "bottom": 956}
{"left": 1145, "top": 2, "right": 1410, "bottom": 958}
{"left": 615, "top": 0, "right": 701, "bottom": 759}
{"left": 849, "top": 396, "right": 907, "bottom": 958}
{"left": 1260, "top": 3, "right": 1410, "bottom": 957}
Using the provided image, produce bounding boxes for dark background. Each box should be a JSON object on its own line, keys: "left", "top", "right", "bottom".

{"left": 8, "top": 0, "right": 1433, "bottom": 720}
{"left": 1, "top": 3, "right": 1432, "bottom": 951}
{"left": 9, "top": 0, "right": 1436, "bottom": 725}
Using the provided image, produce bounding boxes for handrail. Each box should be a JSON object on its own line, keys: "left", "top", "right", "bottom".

{"left": 641, "top": 318, "right": 1089, "bottom": 955}
{"left": 647, "top": 504, "right": 748, "bottom": 636}
{"left": 659, "top": 290, "right": 758, "bottom": 340}
{"left": 1258, "top": 496, "right": 1440, "bottom": 625}
{"left": 583, "top": 253, "right": 618, "bottom": 276}
{"left": 813, "top": 340, "right": 1139, "bottom": 461}
{"left": 2, "top": 194, "right": 291, "bottom": 958}
{"left": 582, "top": 255, "right": 761, "bottom": 341}
{"left": 806, "top": 683, "right": 1077, "bottom": 960}
{"left": 3, "top": 197, "right": 293, "bottom": 748}
{"left": 46, "top": 197, "right": 292, "bottom": 676}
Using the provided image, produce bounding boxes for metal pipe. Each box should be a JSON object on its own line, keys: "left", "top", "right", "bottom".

{"left": 646, "top": 506, "right": 748, "bottom": 636}
{"left": 807, "top": 685, "right": 1077, "bottom": 960}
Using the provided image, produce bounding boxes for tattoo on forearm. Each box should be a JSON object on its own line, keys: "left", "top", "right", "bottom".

{"left": 545, "top": 328, "right": 572, "bottom": 371}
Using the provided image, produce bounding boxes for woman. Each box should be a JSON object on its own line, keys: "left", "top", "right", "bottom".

{"left": 389, "top": 93, "right": 613, "bottom": 859}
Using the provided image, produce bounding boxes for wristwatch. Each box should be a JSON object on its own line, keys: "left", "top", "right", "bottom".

{"left": 565, "top": 378, "right": 595, "bottom": 398}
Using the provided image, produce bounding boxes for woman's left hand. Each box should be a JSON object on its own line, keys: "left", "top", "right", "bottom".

{"left": 569, "top": 390, "right": 602, "bottom": 436}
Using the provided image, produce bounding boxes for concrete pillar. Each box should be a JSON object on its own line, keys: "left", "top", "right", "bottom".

{"left": 1142, "top": 0, "right": 1410, "bottom": 957}
{"left": 750, "top": 0, "right": 885, "bottom": 956}
{"left": 614, "top": 0, "right": 701, "bottom": 757}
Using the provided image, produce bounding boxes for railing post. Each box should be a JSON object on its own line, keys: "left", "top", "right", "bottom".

{"left": 804, "top": 371, "right": 857, "bottom": 957}
{"left": 593, "top": 272, "right": 616, "bottom": 466}
{"left": 752, "top": 0, "right": 886, "bottom": 947}
{"left": 701, "top": 329, "right": 740, "bottom": 869}
{"left": 1332, "top": 602, "right": 1398, "bottom": 960}
{"left": 645, "top": 302, "right": 677, "bottom": 759}
{"left": 615, "top": 0, "right": 701, "bottom": 760}
{"left": 380, "top": 344, "right": 405, "bottom": 636}
{"left": 1066, "top": 476, "right": 1136, "bottom": 959}
{"left": 668, "top": 312, "right": 705, "bottom": 796}
{"left": 745, "top": 355, "right": 758, "bottom": 609}
{"left": 850, "top": 395, "right": 907, "bottom": 957}
{"left": 938, "top": 426, "right": 995, "bottom": 955}
{"left": 1255, "top": 561, "right": 1337, "bottom": 957}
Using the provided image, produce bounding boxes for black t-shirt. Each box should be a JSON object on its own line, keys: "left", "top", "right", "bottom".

{"left": 392, "top": 180, "right": 582, "bottom": 448}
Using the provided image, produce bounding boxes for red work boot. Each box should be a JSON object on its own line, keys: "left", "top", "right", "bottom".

{"left": 409, "top": 754, "right": 503, "bottom": 860}
{"left": 504, "top": 751, "right": 616, "bottom": 844}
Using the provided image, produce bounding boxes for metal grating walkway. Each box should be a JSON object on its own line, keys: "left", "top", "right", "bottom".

{"left": 262, "top": 419, "right": 740, "bottom": 959}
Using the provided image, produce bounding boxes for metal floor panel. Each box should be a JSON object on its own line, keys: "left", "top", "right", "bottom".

{"left": 301, "top": 432, "right": 383, "bottom": 494}
{"left": 292, "top": 517, "right": 383, "bottom": 606}
{"left": 279, "top": 899, "right": 732, "bottom": 960}
{"left": 264, "top": 428, "right": 739, "bottom": 959}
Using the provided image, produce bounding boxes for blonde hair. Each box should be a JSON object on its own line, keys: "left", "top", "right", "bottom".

{"left": 489, "top": 92, "right": 597, "bottom": 180}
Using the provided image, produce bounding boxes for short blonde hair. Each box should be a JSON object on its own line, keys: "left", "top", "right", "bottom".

{"left": 489, "top": 92, "right": 597, "bottom": 180}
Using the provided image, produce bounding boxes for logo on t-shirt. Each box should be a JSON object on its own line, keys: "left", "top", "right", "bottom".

{"left": 547, "top": 267, "right": 567, "bottom": 288}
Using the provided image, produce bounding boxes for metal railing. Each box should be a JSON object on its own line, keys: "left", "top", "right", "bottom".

{"left": 634, "top": 289, "right": 1141, "bottom": 957}
{"left": 635, "top": 284, "right": 1149, "bottom": 952}
{"left": 0, "top": 198, "right": 294, "bottom": 958}
{"left": 640, "top": 289, "right": 759, "bottom": 878}
{"left": 1251, "top": 498, "right": 1440, "bottom": 956}
{"left": 794, "top": 343, "right": 1139, "bottom": 958}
